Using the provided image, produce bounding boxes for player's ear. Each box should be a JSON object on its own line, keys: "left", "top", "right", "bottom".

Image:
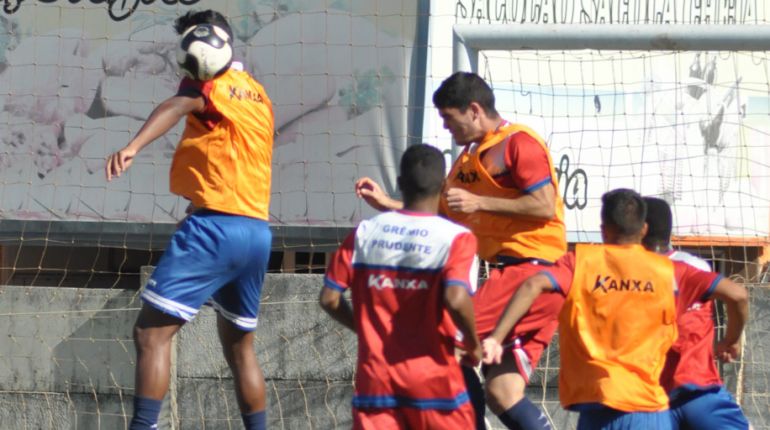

{"left": 468, "top": 102, "right": 483, "bottom": 120}
{"left": 640, "top": 222, "right": 649, "bottom": 239}
{"left": 599, "top": 223, "right": 608, "bottom": 243}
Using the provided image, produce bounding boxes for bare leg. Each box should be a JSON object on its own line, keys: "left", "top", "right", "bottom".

{"left": 129, "top": 305, "right": 185, "bottom": 429}
{"left": 217, "top": 314, "right": 266, "bottom": 413}
{"left": 485, "top": 355, "right": 551, "bottom": 430}
{"left": 133, "top": 305, "right": 185, "bottom": 399}
{"left": 485, "top": 356, "right": 526, "bottom": 414}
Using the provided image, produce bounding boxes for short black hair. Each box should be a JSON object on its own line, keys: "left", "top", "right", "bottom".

{"left": 432, "top": 72, "right": 499, "bottom": 117}
{"left": 642, "top": 197, "right": 673, "bottom": 249}
{"left": 174, "top": 10, "right": 233, "bottom": 40}
{"left": 601, "top": 188, "right": 647, "bottom": 237}
{"left": 398, "top": 144, "right": 446, "bottom": 202}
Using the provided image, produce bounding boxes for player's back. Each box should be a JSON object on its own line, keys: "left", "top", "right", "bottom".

{"left": 171, "top": 63, "right": 274, "bottom": 220}
{"left": 347, "top": 210, "right": 477, "bottom": 408}
{"left": 558, "top": 243, "right": 678, "bottom": 412}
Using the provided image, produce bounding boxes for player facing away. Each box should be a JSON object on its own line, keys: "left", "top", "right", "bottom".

{"left": 321, "top": 144, "right": 483, "bottom": 429}
{"left": 642, "top": 197, "right": 750, "bottom": 430}
{"left": 483, "top": 189, "right": 685, "bottom": 430}
{"left": 356, "top": 72, "right": 566, "bottom": 430}
{"left": 105, "top": 10, "right": 274, "bottom": 430}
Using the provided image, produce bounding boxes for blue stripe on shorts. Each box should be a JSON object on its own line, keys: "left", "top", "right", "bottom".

{"left": 142, "top": 210, "right": 271, "bottom": 331}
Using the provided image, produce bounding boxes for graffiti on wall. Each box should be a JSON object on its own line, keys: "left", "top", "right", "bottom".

{"left": 0, "top": 0, "right": 414, "bottom": 224}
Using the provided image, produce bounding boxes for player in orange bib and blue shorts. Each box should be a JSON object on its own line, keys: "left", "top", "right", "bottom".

{"left": 643, "top": 197, "right": 750, "bottom": 430}
{"left": 105, "top": 10, "right": 273, "bottom": 430}
{"left": 322, "top": 144, "right": 482, "bottom": 429}
{"left": 356, "top": 72, "right": 566, "bottom": 429}
{"left": 482, "top": 189, "right": 735, "bottom": 430}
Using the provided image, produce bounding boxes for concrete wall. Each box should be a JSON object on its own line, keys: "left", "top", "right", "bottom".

{"left": 0, "top": 277, "right": 767, "bottom": 429}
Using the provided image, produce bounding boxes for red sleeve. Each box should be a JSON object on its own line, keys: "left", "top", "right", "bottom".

{"left": 674, "top": 261, "right": 722, "bottom": 304}
{"left": 506, "top": 131, "right": 554, "bottom": 193}
{"left": 442, "top": 232, "right": 479, "bottom": 295}
{"left": 177, "top": 77, "right": 221, "bottom": 129}
{"left": 538, "top": 251, "right": 575, "bottom": 295}
{"left": 323, "top": 230, "right": 356, "bottom": 291}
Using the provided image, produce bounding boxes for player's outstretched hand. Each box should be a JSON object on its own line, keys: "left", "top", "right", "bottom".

{"left": 445, "top": 187, "right": 482, "bottom": 213}
{"left": 106, "top": 147, "right": 137, "bottom": 181}
{"left": 716, "top": 339, "right": 741, "bottom": 363}
{"left": 482, "top": 337, "right": 503, "bottom": 365}
{"left": 355, "top": 177, "right": 393, "bottom": 212}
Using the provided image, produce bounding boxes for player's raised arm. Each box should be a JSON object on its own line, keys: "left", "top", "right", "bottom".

{"left": 106, "top": 93, "right": 204, "bottom": 181}
{"left": 482, "top": 273, "right": 555, "bottom": 365}
{"left": 354, "top": 177, "right": 404, "bottom": 212}
{"left": 710, "top": 277, "right": 749, "bottom": 362}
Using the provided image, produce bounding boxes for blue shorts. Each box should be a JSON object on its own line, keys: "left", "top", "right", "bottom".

{"left": 142, "top": 210, "right": 271, "bottom": 331}
{"left": 576, "top": 405, "right": 672, "bottom": 430}
{"left": 670, "top": 386, "right": 750, "bottom": 430}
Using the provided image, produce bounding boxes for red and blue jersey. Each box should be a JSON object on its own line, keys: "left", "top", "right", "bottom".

{"left": 661, "top": 251, "right": 723, "bottom": 397}
{"left": 324, "top": 210, "right": 479, "bottom": 410}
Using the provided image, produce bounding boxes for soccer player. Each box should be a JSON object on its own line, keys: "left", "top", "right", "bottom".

{"left": 321, "top": 144, "right": 482, "bottom": 429}
{"left": 356, "top": 72, "right": 566, "bottom": 430}
{"left": 643, "top": 197, "right": 750, "bottom": 430}
{"left": 105, "top": 10, "right": 274, "bottom": 430}
{"left": 483, "top": 188, "right": 720, "bottom": 429}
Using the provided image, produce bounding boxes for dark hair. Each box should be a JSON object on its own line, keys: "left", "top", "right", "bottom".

{"left": 600, "top": 188, "right": 647, "bottom": 237}
{"left": 432, "top": 72, "right": 499, "bottom": 117}
{"left": 642, "top": 197, "right": 673, "bottom": 249}
{"left": 174, "top": 10, "right": 233, "bottom": 40}
{"left": 398, "top": 144, "right": 446, "bottom": 202}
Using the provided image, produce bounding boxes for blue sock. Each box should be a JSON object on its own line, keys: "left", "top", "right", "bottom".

{"left": 129, "top": 396, "right": 162, "bottom": 430}
{"left": 497, "top": 397, "right": 551, "bottom": 430}
{"left": 242, "top": 410, "right": 266, "bottom": 430}
{"left": 461, "top": 365, "right": 487, "bottom": 429}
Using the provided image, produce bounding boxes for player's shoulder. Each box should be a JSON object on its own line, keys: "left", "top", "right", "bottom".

{"left": 504, "top": 123, "right": 545, "bottom": 145}
{"left": 669, "top": 250, "right": 711, "bottom": 272}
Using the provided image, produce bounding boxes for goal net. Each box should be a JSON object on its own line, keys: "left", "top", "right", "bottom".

{"left": 0, "top": 1, "right": 418, "bottom": 429}
{"left": 444, "top": 24, "right": 770, "bottom": 429}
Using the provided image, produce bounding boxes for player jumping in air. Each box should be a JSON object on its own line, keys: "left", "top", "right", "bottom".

{"left": 483, "top": 189, "right": 720, "bottom": 430}
{"left": 106, "top": 10, "right": 274, "bottom": 430}
{"left": 643, "top": 197, "right": 750, "bottom": 430}
{"left": 321, "top": 144, "right": 482, "bottom": 429}
{"left": 356, "top": 72, "right": 566, "bottom": 430}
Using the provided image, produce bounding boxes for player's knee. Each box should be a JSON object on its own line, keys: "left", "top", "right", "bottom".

{"left": 485, "top": 374, "right": 526, "bottom": 413}
{"left": 133, "top": 325, "right": 173, "bottom": 352}
{"left": 133, "top": 325, "right": 155, "bottom": 352}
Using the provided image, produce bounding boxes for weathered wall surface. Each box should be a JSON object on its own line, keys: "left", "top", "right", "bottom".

{"left": 0, "top": 278, "right": 767, "bottom": 429}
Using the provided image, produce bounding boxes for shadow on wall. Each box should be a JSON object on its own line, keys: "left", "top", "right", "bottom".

{"left": 51, "top": 290, "right": 143, "bottom": 430}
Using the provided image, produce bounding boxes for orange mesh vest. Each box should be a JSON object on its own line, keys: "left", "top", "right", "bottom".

{"left": 559, "top": 244, "right": 677, "bottom": 412}
{"left": 170, "top": 68, "right": 274, "bottom": 220}
{"left": 441, "top": 123, "right": 566, "bottom": 262}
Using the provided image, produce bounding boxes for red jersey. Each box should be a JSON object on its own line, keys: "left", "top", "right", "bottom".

{"left": 661, "top": 251, "right": 722, "bottom": 395}
{"left": 324, "top": 210, "right": 479, "bottom": 410}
